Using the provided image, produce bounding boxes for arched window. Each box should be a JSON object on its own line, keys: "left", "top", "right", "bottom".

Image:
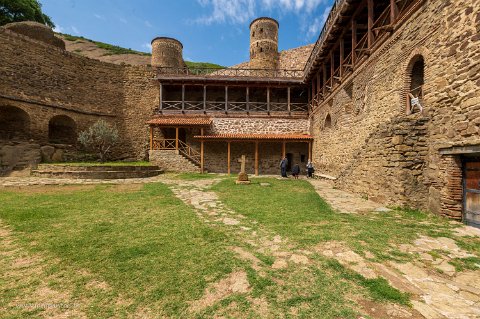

{"left": 324, "top": 114, "right": 332, "bottom": 129}
{"left": 48, "top": 115, "right": 76, "bottom": 144}
{"left": 0, "top": 106, "right": 30, "bottom": 140}
{"left": 406, "top": 55, "right": 425, "bottom": 114}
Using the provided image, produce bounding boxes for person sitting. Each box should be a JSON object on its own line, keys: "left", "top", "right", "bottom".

{"left": 292, "top": 164, "right": 300, "bottom": 179}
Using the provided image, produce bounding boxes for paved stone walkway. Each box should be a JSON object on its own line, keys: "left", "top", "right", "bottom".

{"left": 308, "top": 179, "right": 391, "bottom": 214}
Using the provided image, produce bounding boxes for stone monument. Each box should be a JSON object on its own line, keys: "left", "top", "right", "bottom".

{"left": 236, "top": 155, "right": 251, "bottom": 185}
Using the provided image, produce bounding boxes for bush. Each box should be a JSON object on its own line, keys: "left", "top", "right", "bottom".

{"left": 78, "top": 120, "right": 119, "bottom": 162}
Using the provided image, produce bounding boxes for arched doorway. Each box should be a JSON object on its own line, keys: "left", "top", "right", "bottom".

{"left": 0, "top": 105, "right": 30, "bottom": 140}
{"left": 406, "top": 55, "right": 425, "bottom": 114}
{"left": 48, "top": 115, "right": 77, "bottom": 144}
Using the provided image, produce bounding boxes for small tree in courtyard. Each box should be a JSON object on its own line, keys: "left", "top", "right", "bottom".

{"left": 78, "top": 120, "right": 119, "bottom": 162}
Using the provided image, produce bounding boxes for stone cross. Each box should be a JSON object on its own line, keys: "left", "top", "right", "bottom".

{"left": 237, "top": 155, "right": 247, "bottom": 174}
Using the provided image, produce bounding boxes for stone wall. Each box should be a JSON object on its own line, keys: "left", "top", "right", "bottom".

{"left": 309, "top": 0, "right": 480, "bottom": 216}
{"left": 149, "top": 150, "right": 200, "bottom": 173}
{"left": 209, "top": 117, "right": 309, "bottom": 134}
{"left": 249, "top": 18, "right": 279, "bottom": 70}
{"left": 0, "top": 25, "right": 158, "bottom": 169}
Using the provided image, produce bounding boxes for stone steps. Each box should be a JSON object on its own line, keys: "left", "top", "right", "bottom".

{"left": 31, "top": 164, "right": 163, "bottom": 179}
{"left": 149, "top": 150, "right": 202, "bottom": 173}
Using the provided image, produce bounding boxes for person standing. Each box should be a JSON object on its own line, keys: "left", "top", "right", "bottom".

{"left": 292, "top": 164, "right": 300, "bottom": 179}
{"left": 306, "top": 160, "right": 314, "bottom": 178}
{"left": 280, "top": 157, "right": 288, "bottom": 178}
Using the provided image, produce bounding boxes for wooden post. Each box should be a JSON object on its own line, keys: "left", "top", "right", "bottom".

{"left": 282, "top": 141, "right": 286, "bottom": 158}
{"left": 390, "top": 0, "right": 398, "bottom": 24}
{"left": 203, "top": 85, "right": 207, "bottom": 112}
{"left": 149, "top": 126, "right": 153, "bottom": 150}
{"left": 316, "top": 72, "right": 321, "bottom": 99}
{"left": 311, "top": 79, "right": 315, "bottom": 100}
{"left": 287, "top": 87, "right": 291, "bottom": 113}
{"left": 308, "top": 141, "right": 312, "bottom": 161}
{"left": 330, "top": 51, "right": 334, "bottom": 88}
{"left": 175, "top": 127, "right": 179, "bottom": 150}
{"left": 225, "top": 86, "right": 228, "bottom": 112}
{"left": 267, "top": 87, "right": 270, "bottom": 113}
{"left": 246, "top": 87, "right": 250, "bottom": 112}
{"left": 323, "top": 64, "right": 327, "bottom": 95}
{"left": 182, "top": 84, "right": 185, "bottom": 111}
{"left": 352, "top": 20, "right": 357, "bottom": 67}
{"left": 159, "top": 83, "right": 163, "bottom": 112}
{"left": 255, "top": 141, "right": 259, "bottom": 176}
{"left": 200, "top": 128, "right": 204, "bottom": 173}
{"left": 367, "top": 0, "right": 374, "bottom": 49}
{"left": 227, "top": 141, "right": 231, "bottom": 175}
{"left": 339, "top": 37, "right": 344, "bottom": 79}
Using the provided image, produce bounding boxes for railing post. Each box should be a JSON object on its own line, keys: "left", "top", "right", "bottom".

{"left": 267, "top": 87, "right": 270, "bottom": 113}
{"left": 287, "top": 87, "right": 291, "bottom": 113}
{"left": 246, "top": 87, "right": 250, "bottom": 113}
{"left": 330, "top": 51, "right": 334, "bottom": 88}
{"left": 340, "top": 37, "right": 344, "bottom": 80}
{"left": 352, "top": 19, "right": 357, "bottom": 67}
{"left": 390, "top": 0, "right": 398, "bottom": 24}
{"left": 149, "top": 126, "right": 153, "bottom": 151}
{"left": 175, "top": 127, "right": 179, "bottom": 150}
{"left": 159, "top": 83, "right": 163, "bottom": 112}
{"left": 182, "top": 84, "right": 185, "bottom": 111}
{"left": 367, "top": 0, "right": 374, "bottom": 49}
{"left": 225, "top": 86, "right": 228, "bottom": 112}
{"left": 203, "top": 85, "right": 207, "bottom": 112}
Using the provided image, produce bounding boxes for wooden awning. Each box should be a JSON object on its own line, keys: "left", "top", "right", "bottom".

{"left": 194, "top": 133, "right": 313, "bottom": 141}
{"left": 147, "top": 117, "right": 212, "bottom": 126}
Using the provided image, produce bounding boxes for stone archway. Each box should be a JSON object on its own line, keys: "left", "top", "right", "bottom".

{"left": 48, "top": 115, "right": 77, "bottom": 144}
{"left": 0, "top": 105, "right": 31, "bottom": 140}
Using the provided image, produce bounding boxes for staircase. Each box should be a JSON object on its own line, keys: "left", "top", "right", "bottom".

{"left": 149, "top": 139, "right": 202, "bottom": 173}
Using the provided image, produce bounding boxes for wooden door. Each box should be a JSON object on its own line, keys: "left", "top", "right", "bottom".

{"left": 464, "top": 160, "right": 480, "bottom": 228}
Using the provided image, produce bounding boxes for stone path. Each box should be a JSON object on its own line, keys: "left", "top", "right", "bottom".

{"left": 308, "top": 179, "right": 391, "bottom": 214}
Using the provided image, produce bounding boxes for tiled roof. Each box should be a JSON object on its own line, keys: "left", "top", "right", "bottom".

{"left": 147, "top": 117, "right": 212, "bottom": 126}
{"left": 194, "top": 133, "right": 313, "bottom": 141}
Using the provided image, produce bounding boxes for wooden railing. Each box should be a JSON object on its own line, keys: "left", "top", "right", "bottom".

{"left": 156, "top": 67, "right": 304, "bottom": 79}
{"left": 160, "top": 100, "right": 308, "bottom": 113}
{"left": 152, "top": 139, "right": 201, "bottom": 166}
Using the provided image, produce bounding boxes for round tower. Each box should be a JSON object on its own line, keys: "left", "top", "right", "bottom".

{"left": 151, "top": 37, "right": 184, "bottom": 69}
{"left": 249, "top": 17, "right": 279, "bottom": 70}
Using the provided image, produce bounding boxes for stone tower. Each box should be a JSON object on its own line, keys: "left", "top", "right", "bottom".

{"left": 249, "top": 17, "right": 279, "bottom": 70}
{"left": 151, "top": 37, "right": 184, "bottom": 69}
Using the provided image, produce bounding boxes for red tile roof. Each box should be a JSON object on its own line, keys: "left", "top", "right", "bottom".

{"left": 194, "top": 133, "right": 313, "bottom": 141}
{"left": 147, "top": 117, "right": 212, "bottom": 126}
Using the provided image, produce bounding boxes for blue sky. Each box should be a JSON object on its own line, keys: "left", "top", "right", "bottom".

{"left": 41, "top": 0, "right": 333, "bottom": 66}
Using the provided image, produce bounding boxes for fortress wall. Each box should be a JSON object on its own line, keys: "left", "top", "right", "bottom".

{"left": 310, "top": 0, "right": 480, "bottom": 215}
{"left": 210, "top": 118, "right": 309, "bottom": 134}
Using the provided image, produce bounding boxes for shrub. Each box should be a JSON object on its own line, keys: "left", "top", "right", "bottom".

{"left": 78, "top": 120, "right": 119, "bottom": 162}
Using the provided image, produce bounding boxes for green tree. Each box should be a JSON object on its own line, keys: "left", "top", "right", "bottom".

{"left": 78, "top": 120, "right": 119, "bottom": 163}
{"left": 0, "top": 0, "right": 54, "bottom": 27}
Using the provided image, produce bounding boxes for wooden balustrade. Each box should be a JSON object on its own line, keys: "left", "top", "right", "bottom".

{"left": 159, "top": 100, "right": 308, "bottom": 113}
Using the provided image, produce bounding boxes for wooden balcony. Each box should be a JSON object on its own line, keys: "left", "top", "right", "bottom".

{"left": 156, "top": 67, "right": 304, "bottom": 79}
{"left": 159, "top": 100, "right": 308, "bottom": 113}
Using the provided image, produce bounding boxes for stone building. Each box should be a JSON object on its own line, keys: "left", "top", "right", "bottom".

{"left": 0, "top": 0, "right": 479, "bottom": 226}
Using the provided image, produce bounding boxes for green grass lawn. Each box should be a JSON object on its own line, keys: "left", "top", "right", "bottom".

{"left": 211, "top": 178, "right": 464, "bottom": 260}
{"left": 0, "top": 183, "right": 242, "bottom": 318}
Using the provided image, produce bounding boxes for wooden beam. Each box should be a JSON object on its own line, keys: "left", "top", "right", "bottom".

{"left": 287, "top": 87, "right": 291, "bottom": 113}
{"left": 352, "top": 19, "right": 357, "bottom": 67}
{"left": 225, "top": 86, "right": 228, "bottom": 112}
{"left": 159, "top": 83, "right": 163, "bottom": 112}
{"left": 227, "top": 141, "right": 231, "bottom": 175}
{"left": 200, "top": 128, "right": 204, "bottom": 174}
{"left": 255, "top": 141, "right": 259, "bottom": 176}
{"left": 316, "top": 71, "right": 321, "bottom": 100}
{"left": 367, "top": 0, "right": 374, "bottom": 48}
{"left": 323, "top": 64, "right": 327, "bottom": 96}
{"left": 149, "top": 126, "right": 153, "bottom": 151}
{"left": 339, "top": 37, "right": 344, "bottom": 79}
{"left": 311, "top": 78, "right": 316, "bottom": 100}
{"left": 175, "top": 127, "right": 179, "bottom": 150}
{"left": 181, "top": 84, "right": 185, "bottom": 111}
{"left": 330, "top": 51, "right": 334, "bottom": 88}
{"left": 282, "top": 141, "right": 286, "bottom": 158}
{"left": 390, "top": 0, "right": 398, "bottom": 24}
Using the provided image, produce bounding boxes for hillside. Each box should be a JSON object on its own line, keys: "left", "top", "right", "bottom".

{"left": 57, "top": 33, "right": 224, "bottom": 68}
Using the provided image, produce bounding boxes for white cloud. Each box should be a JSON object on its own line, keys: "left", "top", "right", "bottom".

{"left": 94, "top": 13, "right": 106, "bottom": 20}
{"left": 195, "top": 0, "right": 256, "bottom": 25}
{"left": 142, "top": 43, "right": 152, "bottom": 52}
{"left": 71, "top": 26, "right": 80, "bottom": 35}
{"left": 53, "top": 25, "right": 64, "bottom": 33}
{"left": 144, "top": 20, "right": 153, "bottom": 28}
{"left": 306, "top": 5, "right": 330, "bottom": 39}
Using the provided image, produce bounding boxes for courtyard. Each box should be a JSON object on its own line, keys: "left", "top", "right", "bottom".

{"left": 1, "top": 174, "right": 479, "bottom": 318}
